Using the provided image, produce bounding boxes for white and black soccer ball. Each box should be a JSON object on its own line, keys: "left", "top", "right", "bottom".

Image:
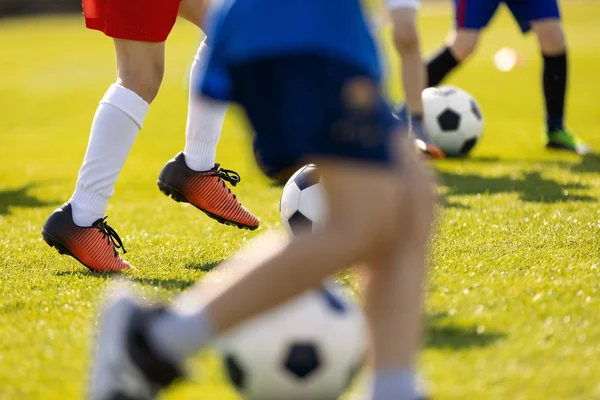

{"left": 280, "top": 164, "right": 326, "bottom": 237}
{"left": 422, "top": 85, "right": 484, "bottom": 157}
{"left": 216, "top": 282, "right": 367, "bottom": 400}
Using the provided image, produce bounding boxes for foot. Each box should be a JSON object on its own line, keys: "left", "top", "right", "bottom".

{"left": 546, "top": 129, "right": 590, "bottom": 155}
{"left": 90, "top": 285, "right": 183, "bottom": 400}
{"left": 393, "top": 104, "right": 445, "bottom": 160}
{"left": 42, "top": 203, "right": 131, "bottom": 272}
{"left": 158, "top": 153, "right": 259, "bottom": 230}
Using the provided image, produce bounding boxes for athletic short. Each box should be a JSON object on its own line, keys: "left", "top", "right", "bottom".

{"left": 82, "top": 0, "right": 181, "bottom": 42}
{"left": 225, "top": 55, "right": 400, "bottom": 179}
{"left": 386, "top": 0, "right": 420, "bottom": 10}
{"left": 455, "top": 0, "right": 560, "bottom": 33}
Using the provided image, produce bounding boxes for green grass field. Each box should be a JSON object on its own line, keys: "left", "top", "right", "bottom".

{"left": 1, "top": 2, "right": 599, "bottom": 399}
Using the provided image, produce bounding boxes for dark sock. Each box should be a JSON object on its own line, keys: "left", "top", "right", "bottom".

{"left": 427, "top": 46, "right": 460, "bottom": 87}
{"left": 543, "top": 52, "right": 567, "bottom": 132}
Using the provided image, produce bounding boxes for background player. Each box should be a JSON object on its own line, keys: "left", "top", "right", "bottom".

{"left": 387, "top": 0, "right": 445, "bottom": 159}
{"left": 41, "top": 0, "right": 259, "bottom": 273}
{"left": 88, "top": 0, "right": 436, "bottom": 399}
{"left": 426, "top": 0, "right": 590, "bottom": 154}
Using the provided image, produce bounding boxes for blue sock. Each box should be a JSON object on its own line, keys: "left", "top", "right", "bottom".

{"left": 410, "top": 115, "right": 429, "bottom": 142}
{"left": 372, "top": 369, "right": 419, "bottom": 400}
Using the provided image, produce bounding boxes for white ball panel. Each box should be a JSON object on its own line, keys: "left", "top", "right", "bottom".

{"left": 280, "top": 183, "right": 302, "bottom": 220}
{"left": 297, "top": 183, "right": 326, "bottom": 224}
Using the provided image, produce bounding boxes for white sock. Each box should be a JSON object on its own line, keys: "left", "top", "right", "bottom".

{"left": 70, "top": 84, "right": 149, "bottom": 227}
{"left": 183, "top": 41, "right": 228, "bottom": 172}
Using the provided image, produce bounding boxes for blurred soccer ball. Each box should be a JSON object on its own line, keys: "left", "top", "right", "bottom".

{"left": 216, "top": 282, "right": 367, "bottom": 400}
{"left": 280, "top": 164, "right": 326, "bottom": 237}
{"left": 422, "top": 85, "right": 484, "bottom": 157}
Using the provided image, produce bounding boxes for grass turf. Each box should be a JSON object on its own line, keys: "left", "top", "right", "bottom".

{"left": 1, "top": 2, "right": 599, "bottom": 399}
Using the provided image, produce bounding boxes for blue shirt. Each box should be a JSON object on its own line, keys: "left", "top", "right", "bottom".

{"left": 201, "top": 0, "right": 382, "bottom": 101}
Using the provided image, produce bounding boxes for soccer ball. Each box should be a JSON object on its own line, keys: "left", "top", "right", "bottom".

{"left": 216, "top": 282, "right": 367, "bottom": 400}
{"left": 422, "top": 85, "right": 484, "bottom": 157}
{"left": 280, "top": 164, "right": 326, "bottom": 237}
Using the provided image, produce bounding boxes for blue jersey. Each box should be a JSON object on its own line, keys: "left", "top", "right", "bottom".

{"left": 201, "top": 0, "right": 382, "bottom": 101}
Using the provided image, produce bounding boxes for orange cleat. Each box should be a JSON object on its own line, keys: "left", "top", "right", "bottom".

{"left": 415, "top": 139, "right": 446, "bottom": 160}
{"left": 42, "top": 203, "right": 132, "bottom": 272}
{"left": 158, "top": 153, "right": 259, "bottom": 230}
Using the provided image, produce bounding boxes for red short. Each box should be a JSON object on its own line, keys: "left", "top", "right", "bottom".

{"left": 82, "top": 0, "right": 181, "bottom": 42}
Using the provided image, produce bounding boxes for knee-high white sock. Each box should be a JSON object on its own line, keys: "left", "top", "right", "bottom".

{"left": 70, "top": 84, "right": 149, "bottom": 227}
{"left": 183, "top": 41, "right": 229, "bottom": 172}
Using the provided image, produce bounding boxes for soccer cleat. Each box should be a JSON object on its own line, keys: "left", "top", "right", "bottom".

{"left": 157, "top": 153, "right": 259, "bottom": 230}
{"left": 393, "top": 104, "right": 445, "bottom": 160}
{"left": 546, "top": 129, "right": 590, "bottom": 155}
{"left": 42, "top": 203, "right": 131, "bottom": 272}
{"left": 90, "top": 286, "right": 183, "bottom": 400}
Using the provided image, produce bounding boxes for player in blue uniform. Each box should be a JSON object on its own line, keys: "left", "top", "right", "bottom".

{"left": 426, "top": 0, "right": 589, "bottom": 154}
{"left": 88, "top": 0, "right": 436, "bottom": 399}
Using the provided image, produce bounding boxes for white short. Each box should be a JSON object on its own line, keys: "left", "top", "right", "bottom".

{"left": 385, "top": 0, "right": 420, "bottom": 10}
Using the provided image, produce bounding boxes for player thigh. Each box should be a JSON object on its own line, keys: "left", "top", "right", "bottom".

{"left": 387, "top": 1, "right": 419, "bottom": 48}
{"left": 504, "top": 0, "right": 561, "bottom": 34}
{"left": 179, "top": 0, "right": 211, "bottom": 29}
{"left": 82, "top": 0, "right": 180, "bottom": 42}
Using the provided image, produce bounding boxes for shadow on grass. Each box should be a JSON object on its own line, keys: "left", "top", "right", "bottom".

{"left": 185, "top": 261, "right": 221, "bottom": 272}
{"left": 438, "top": 170, "right": 595, "bottom": 203}
{"left": 570, "top": 153, "right": 600, "bottom": 173}
{"left": 462, "top": 153, "right": 600, "bottom": 174}
{"left": 55, "top": 270, "right": 198, "bottom": 291}
{"left": 425, "top": 312, "right": 505, "bottom": 350}
{"left": 0, "top": 184, "right": 55, "bottom": 215}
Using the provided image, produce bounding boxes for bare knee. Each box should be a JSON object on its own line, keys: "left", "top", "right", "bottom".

{"left": 114, "top": 39, "right": 165, "bottom": 103}
{"left": 532, "top": 19, "right": 566, "bottom": 55}
{"left": 448, "top": 29, "right": 480, "bottom": 60}
{"left": 391, "top": 10, "right": 420, "bottom": 55}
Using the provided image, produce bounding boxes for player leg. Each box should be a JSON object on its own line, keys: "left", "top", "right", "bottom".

{"left": 426, "top": 0, "right": 500, "bottom": 87}
{"left": 158, "top": 0, "right": 259, "bottom": 230}
{"left": 513, "top": 0, "right": 589, "bottom": 154}
{"left": 89, "top": 57, "right": 436, "bottom": 400}
{"left": 364, "top": 181, "right": 434, "bottom": 398}
{"left": 388, "top": 0, "right": 445, "bottom": 160}
{"left": 42, "top": 0, "right": 179, "bottom": 272}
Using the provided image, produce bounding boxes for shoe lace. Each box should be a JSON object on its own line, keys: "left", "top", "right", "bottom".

{"left": 210, "top": 164, "right": 242, "bottom": 200}
{"left": 95, "top": 217, "right": 127, "bottom": 257}
{"left": 213, "top": 164, "right": 241, "bottom": 187}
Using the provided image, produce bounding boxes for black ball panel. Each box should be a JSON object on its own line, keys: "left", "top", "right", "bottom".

{"left": 224, "top": 354, "right": 246, "bottom": 389}
{"left": 470, "top": 100, "right": 482, "bottom": 121}
{"left": 294, "top": 165, "right": 321, "bottom": 191}
{"left": 288, "top": 211, "right": 313, "bottom": 236}
{"left": 459, "top": 137, "right": 478, "bottom": 156}
{"left": 318, "top": 286, "right": 347, "bottom": 314}
{"left": 439, "top": 87, "right": 457, "bottom": 97}
{"left": 283, "top": 343, "right": 321, "bottom": 379}
{"left": 437, "top": 109, "right": 461, "bottom": 131}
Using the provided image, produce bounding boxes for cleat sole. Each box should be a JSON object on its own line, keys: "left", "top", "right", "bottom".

{"left": 42, "top": 229, "right": 73, "bottom": 258}
{"left": 42, "top": 229, "right": 127, "bottom": 273}
{"left": 157, "top": 180, "right": 258, "bottom": 231}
